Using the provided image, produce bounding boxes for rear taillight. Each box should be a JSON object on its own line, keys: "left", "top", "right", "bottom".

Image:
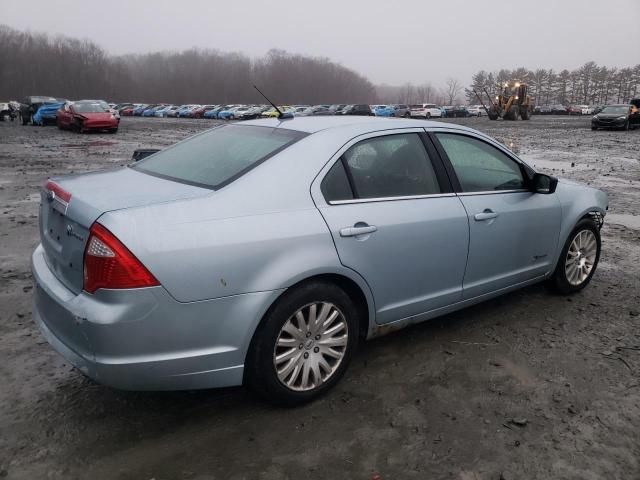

{"left": 45, "top": 180, "right": 72, "bottom": 203}
{"left": 83, "top": 223, "right": 159, "bottom": 294}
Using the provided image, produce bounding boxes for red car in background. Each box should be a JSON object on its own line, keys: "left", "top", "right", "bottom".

{"left": 119, "top": 105, "right": 136, "bottom": 116}
{"left": 191, "top": 105, "right": 218, "bottom": 118}
{"left": 56, "top": 100, "right": 119, "bottom": 133}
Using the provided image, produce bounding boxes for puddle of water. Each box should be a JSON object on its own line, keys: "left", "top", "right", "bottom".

{"left": 606, "top": 214, "right": 640, "bottom": 230}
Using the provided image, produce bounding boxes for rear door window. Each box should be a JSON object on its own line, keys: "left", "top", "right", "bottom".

{"left": 134, "top": 125, "right": 306, "bottom": 190}
{"left": 339, "top": 133, "right": 441, "bottom": 199}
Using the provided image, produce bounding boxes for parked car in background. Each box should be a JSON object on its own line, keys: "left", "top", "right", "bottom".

{"left": 114, "top": 103, "right": 134, "bottom": 112}
{"left": 120, "top": 105, "right": 138, "bottom": 116}
{"left": 142, "top": 105, "right": 165, "bottom": 117}
{"left": 0, "top": 102, "right": 12, "bottom": 120}
{"left": 581, "top": 105, "right": 596, "bottom": 115}
{"left": 550, "top": 105, "right": 568, "bottom": 115}
{"left": 167, "top": 105, "right": 190, "bottom": 117}
{"left": 237, "top": 106, "right": 265, "bottom": 120}
{"left": 261, "top": 106, "right": 293, "bottom": 118}
{"left": 372, "top": 105, "right": 392, "bottom": 116}
{"left": 329, "top": 104, "right": 347, "bottom": 114}
{"left": 443, "top": 106, "right": 469, "bottom": 118}
{"left": 32, "top": 116, "right": 607, "bottom": 405}
{"left": 534, "top": 105, "right": 551, "bottom": 115}
{"left": 292, "top": 106, "right": 310, "bottom": 116}
{"left": 306, "top": 106, "right": 334, "bottom": 116}
{"left": 467, "top": 105, "right": 484, "bottom": 117}
{"left": 591, "top": 104, "right": 640, "bottom": 130}
{"left": 567, "top": 105, "right": 586, "bottom": 115}
{"left": 32, "top": 102, "right": 66, "bottom": 126}
{"left": 340, "top": 104, "right": 373, "bottom": 116}
{"left": 217, "top": 105, "right": 243, "bottom": 120}
{"left": 132, "top": 104, "right": 150, "bottom": 116}
{"left": 154, "top": 105, "right": 176, "bottom": 117}
{"left": 19, "top": 96, "right": 58, "bottom": 125}
{"left": 409, "top": 104, "right": 443, "bottom": 119}
{"left": 56, "top": 100, "right": 119, "bottom": 133}
{"left": 189, "top": 105, "right": 216, "bottom": 118}
{"left": 203, "top": 105, "right": 227, "bottom": 119}
{"left": 177, "top": 105, "right": 201, "bottom": 118}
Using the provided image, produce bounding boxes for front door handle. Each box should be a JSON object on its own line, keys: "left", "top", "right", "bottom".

{"left": 340, "top": 224, "right": 378, "bottom": 237}
{"left": 474, "top": 209, "right": 499, "bottom": 221}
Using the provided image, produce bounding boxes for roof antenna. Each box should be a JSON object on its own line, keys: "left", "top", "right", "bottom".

{"left": 253, "top": 85, "right": 293, "bottom": 119}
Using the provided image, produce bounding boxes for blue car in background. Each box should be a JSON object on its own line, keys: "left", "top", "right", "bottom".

{"left": 203, "top": 106, "right": 225, "bottom": 119}
{"left": 177, "top": 105, "right": 199, "bottom": 118}
{"left": 372, "top": 105, "right": 393, "bottom": 117}
{"left": 32, "top": 102, "right": 66, "bottom": 126}
{"left": 132, "top": 104, "right": 149, "bottom": 116}
{"left": 217, "top": 106, "right": 243, "bottom": 120}
{"left": 142, "top": 105, "right": 165, "bottom": 117}
{"left": 156, "top": 105, "right": 178, "bottom": 117}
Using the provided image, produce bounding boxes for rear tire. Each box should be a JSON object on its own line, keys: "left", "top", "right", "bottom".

{"left": 108, "top": 128, "right": 118, "bottom": 134}
{"left": 488, "top": 106, "right": 500, "bottom": 120}
{"left": 245, "top": 281, "right": 359, "bottom": 406}
{"left": 547, "top": 218, "right": 601, "bottom": 295}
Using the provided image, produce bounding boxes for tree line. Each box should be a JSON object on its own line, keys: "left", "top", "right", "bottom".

{"left": 2, "top": 25, "right": 638, "bottom": 108}
{"left": 466, "top": 63, "right": 640, "bottom": 106}
{"left": 0, "top": 25, "right": 376, "bottom": 104}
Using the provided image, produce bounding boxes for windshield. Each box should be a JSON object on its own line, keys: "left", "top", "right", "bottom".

{"left": 600, "top": 106, "right": 629, "bottom": 114}
{"left": 133, "top": 125, "right": 307, "bottom": 190}
{"left": 73, "top": 102, "right": 107, "bottom": 113}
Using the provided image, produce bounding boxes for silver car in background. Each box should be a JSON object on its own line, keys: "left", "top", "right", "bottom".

{"left": 32, "top": 117, "right": 607, "bottom": 404}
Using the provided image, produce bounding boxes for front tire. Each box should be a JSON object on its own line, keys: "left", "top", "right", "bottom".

{"left": 547, "top": 218, "right": 601, "bottom": 294}
{"left": 245, "top": 281, "right": 359, "bottom": 406}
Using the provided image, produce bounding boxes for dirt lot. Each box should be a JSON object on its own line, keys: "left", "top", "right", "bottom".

{"left": 0, "top": 115, "right": 638, "bottom": 480}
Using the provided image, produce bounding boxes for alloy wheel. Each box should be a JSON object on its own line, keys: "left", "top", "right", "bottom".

{"left": 565, "top": 229, "right": 598, "bottom": 286}
{"left": 273, "top": 302, "right": 348, "bottom": 392}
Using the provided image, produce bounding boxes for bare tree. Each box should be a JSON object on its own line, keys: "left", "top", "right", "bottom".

{"left": 445, "top": 78, "right": 463, "bottom": 105}
{"left": 0, "top": 25, "right": 377, "bottom": 104}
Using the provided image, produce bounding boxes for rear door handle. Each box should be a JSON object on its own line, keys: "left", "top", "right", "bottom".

{"left": 340, "top": 225, "right": 378, "bottom": 237}
{"left": 474, "top": 209, "right": 499, "bottom": 221}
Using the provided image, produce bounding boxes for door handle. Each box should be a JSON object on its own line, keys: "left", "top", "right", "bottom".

{"left": 474, "top": 209, "right": 499, "bottom": 221}
{"left": 340, "top": 224, "right": 378, "bottom": 237}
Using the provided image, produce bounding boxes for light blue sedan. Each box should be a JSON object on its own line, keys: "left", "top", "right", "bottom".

{"left": 32, "top": 117, "right": 607, "bottom": 405}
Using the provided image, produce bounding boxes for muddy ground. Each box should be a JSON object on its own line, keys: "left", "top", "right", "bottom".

{"left": 0, "top": 115, "right": 638, "bottom": 480}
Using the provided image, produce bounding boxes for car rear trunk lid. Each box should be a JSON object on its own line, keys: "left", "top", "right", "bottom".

{"left": 39, "top": 167, "right": 211, "bottom": 294}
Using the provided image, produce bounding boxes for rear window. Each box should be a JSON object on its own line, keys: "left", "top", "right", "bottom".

{"left": 133, "top": 125, "right": 306, "bottom": 190}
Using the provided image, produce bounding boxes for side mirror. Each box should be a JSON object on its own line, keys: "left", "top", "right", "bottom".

{"left": 531, "top": 172, "right": 558, "bottom": 194}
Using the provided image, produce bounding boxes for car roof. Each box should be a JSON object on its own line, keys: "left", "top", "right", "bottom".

{"left": 240, "top": 116, "right": 472, "bottom": 134}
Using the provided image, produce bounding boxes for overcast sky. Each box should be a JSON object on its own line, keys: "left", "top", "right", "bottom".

{"left": 1, "top": 0, "right": 638, "bottom": 87}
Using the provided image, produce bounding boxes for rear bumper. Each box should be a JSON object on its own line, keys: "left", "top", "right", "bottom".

{"left": 31, "top": 244, "right": 283, "bottom": 390}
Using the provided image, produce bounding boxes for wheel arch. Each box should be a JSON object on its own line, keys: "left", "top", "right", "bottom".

{"left": 243, "top": 270, "right": 376, "bottom": 370}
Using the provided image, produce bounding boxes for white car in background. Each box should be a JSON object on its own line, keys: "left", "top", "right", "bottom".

{"left": 581, "top": 105, "right": 596, "bottom": 115}
{"left": 409, "top": 103, "right": 443, "bottom": 119}
{"left": 467, "top": 105, "right": 485, "bottom": 117}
